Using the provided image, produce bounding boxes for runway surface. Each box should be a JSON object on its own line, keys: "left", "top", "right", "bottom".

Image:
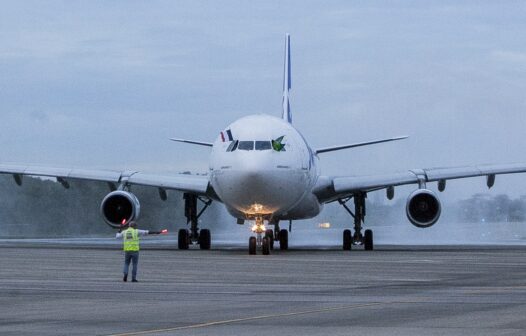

{"left": 2, "top": 241, "right": 526, "bottom": 335}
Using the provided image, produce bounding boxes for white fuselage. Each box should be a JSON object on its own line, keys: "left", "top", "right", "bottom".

{"left": 209, "top": 114, "right": 322, "bottom": 221}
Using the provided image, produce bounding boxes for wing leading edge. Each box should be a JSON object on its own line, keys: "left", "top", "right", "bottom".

{"left": 0, "top": 163, "right": 210, "bottom": 195}
{"left": 314, "top": 163, "right": 526, "bottom": 203}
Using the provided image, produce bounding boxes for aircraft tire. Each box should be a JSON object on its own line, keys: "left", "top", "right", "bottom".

{"left": 199, "top": 229, "right": 211, "bottom": 250}
{"left": 364, "top": 229, "right": 373, "bottom": 251}
{"left": 279, "top": 229, "right": 288, "bottom": 250}
{"left": 343, "top": 229, "right": 352, "bottom": 250}
{"left": 265, "top": 229, "right": 274, "bottom": 250}
{"left": 178, "top": 229, "right": 189, "bottom": 250}
{"left": 262, "top": 237, "right": 270, "bottom": 255}
{"left": 249, "top": 236, "right": 257, "bottom": 255}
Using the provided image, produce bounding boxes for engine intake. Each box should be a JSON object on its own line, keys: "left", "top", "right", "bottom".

{"left": 100, "top": 191, "right": 141, "bottom": 228}
{"left": 406, "top": 189, "right": 441, "bottom": 228}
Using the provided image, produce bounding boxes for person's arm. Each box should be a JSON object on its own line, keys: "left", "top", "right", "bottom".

{"left": 142, "top": 229, "right": 168, "bottom": 235}
{"left": 115, "top": 231, "right": 123, "bottom": 239}
{"left": 137, "top": 229, "right": 150, "bottom": 236}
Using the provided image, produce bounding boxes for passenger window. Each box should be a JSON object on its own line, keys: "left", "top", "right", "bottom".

{"left": 237, "top": 141, "right": 254, "bottom": 151}
{"left": 255, "top": 141, "right": 271, "bottom": 150}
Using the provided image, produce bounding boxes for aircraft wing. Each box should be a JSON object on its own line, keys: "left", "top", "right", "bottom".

{"left": 315, "top": 136, "right": 408, "bottom": 154}
{"left": 314, "top": 163, "right": 526, "bottom": 203}
{"left": 0, "top": 163, "right": 210, "bottom": 195}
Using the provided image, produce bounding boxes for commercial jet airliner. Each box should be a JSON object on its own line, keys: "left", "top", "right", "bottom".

{"left": 3, "top": 35, "right": 526, "bottom": 254}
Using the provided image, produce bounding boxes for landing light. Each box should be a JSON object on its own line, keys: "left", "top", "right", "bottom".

{"left": 251, "top": 224, "right": 266, "bottom": 233}
{"left": 318, "top": 223, "right": 331, "bottom": 229}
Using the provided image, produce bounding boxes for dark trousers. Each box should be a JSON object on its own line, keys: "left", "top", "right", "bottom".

{"left": 123, "top": 251, "right": 139, "bottom": 280}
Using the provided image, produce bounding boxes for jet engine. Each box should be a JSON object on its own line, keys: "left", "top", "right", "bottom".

{"left": 406, "top": 189, "right": 441, "bottom": 228}
{"left": 100, "top": 191, "right": 141, "bottom": 228}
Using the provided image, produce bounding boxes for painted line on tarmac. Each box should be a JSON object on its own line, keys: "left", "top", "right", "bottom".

{"left": 106, "top": 302, "right": 394, "bottom": 336}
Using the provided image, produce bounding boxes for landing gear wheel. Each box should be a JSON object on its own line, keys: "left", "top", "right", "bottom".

{"left": 262, "top": 237, "right": 270, "bottom": 255}
{"left": 364, "top": 229, "right": 373, "bottom": 251}
{"left": 249, "top": 236, "right": 257, "bottom": 255}
{"left": 199, "top": 229, "right": 211, "bottom": 250}
{"left": 343, "top": 229, "right": 352, "bottom": 250}
{"left": 265, "top": 229, "right": 274, "bottom": 250}
{"left": 178, "top": 229, "right": 189, "bottom": 250}
{"left": 279, "top": 229, "right": 288, "bottom": 250}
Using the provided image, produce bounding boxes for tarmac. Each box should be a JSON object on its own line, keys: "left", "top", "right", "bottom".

{"left": 1, "top": 240, "right": 526, "bottom": 335}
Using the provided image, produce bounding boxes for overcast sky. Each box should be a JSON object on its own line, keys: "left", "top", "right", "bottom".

{"left": 1, "top": 1, "right": 526, "bottom": 200}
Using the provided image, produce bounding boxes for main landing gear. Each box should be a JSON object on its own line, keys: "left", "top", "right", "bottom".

{"left": 339, "top": 192, "right": 373, "bottom": 251}
{"left": 178, "top": 193, "right": 212, "bottom": 250}
{"left": 248, "top": 218, "right": 289, "bottom": 255}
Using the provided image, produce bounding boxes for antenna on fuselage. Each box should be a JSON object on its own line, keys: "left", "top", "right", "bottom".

{"left": 282, "top": 33, "right": 292, "bottom": 124}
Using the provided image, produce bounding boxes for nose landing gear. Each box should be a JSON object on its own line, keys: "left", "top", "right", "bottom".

{"left": 339, "top": 192, "right": 374, "bottom": 251}
{"left": 248, "top": 218, "right": 290, "bottom": 255}
{"left": 248, "top": 217, "right": 272, "bottom": 255}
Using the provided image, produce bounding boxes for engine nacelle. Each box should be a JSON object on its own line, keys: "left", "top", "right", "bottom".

{"left": 406, "top": 189, "right": 441, "bottom": 228}
{"left": 100, "top": 191, "right": 141, "bottom": 228}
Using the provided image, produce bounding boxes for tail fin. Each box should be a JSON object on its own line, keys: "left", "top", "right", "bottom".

{"left": 282, "top": 34, "right": 292, "bottom": 123}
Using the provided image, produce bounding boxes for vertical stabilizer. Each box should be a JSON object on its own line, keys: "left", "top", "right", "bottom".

{"left": 282, "top": 34, "right": 292, "bottom": 123}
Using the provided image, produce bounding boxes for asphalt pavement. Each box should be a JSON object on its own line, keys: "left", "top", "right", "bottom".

{"left": 1, "top": 242, "right": 526, "bottom": 335}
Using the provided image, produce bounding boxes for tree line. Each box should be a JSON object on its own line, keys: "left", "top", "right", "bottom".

{"left": 0, "top": 175, "right": 523, "bottom": 238}
{"left": 0, "top": 175, "right": 223, "bottom": 238}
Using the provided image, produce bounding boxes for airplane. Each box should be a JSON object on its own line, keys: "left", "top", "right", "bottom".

{"left": 3, "top": 34, "right": 526, "bottom": 255}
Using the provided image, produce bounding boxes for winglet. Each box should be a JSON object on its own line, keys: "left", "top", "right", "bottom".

{"left": 282, "top": 33, "right": 292, "bottom": 124}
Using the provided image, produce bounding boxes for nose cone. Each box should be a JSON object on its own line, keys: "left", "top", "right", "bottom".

{"left": 238, "top": 172, "right": 278, "bottom": 214}
{"left": 208, "top": 114, "right": 311, "bottom": 218}
{"left": 212, "top": 161, "right": 307, "bottom": 217}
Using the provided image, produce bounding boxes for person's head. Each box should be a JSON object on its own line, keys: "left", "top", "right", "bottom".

{"left": 129, "top": 221, "right": 137, "bottom": 228}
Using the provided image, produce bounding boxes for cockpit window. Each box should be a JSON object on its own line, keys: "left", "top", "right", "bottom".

{"left": 255, "top": 141, "right": 272, "bottom": 150}
{"left": 227, "top": 140, "right": 274, "bottom": 152}
{"left": 237, "top": 141, "right": 254, "bottom": 151}
{"left": 226, "top": 140, "right": 238, "bottom": 152}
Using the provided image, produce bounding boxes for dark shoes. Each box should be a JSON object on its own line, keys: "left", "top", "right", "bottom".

{"left": 123, "top": 274, "right": 138, "bottom": 282}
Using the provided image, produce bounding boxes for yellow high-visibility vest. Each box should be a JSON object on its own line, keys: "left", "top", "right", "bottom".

{"left": 123, "top": 228, "right": 139, "bottom": 251}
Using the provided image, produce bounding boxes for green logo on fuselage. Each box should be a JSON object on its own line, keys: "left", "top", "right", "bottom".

{"left": 272, "top": 136, "right": 286, "bottom": 152}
